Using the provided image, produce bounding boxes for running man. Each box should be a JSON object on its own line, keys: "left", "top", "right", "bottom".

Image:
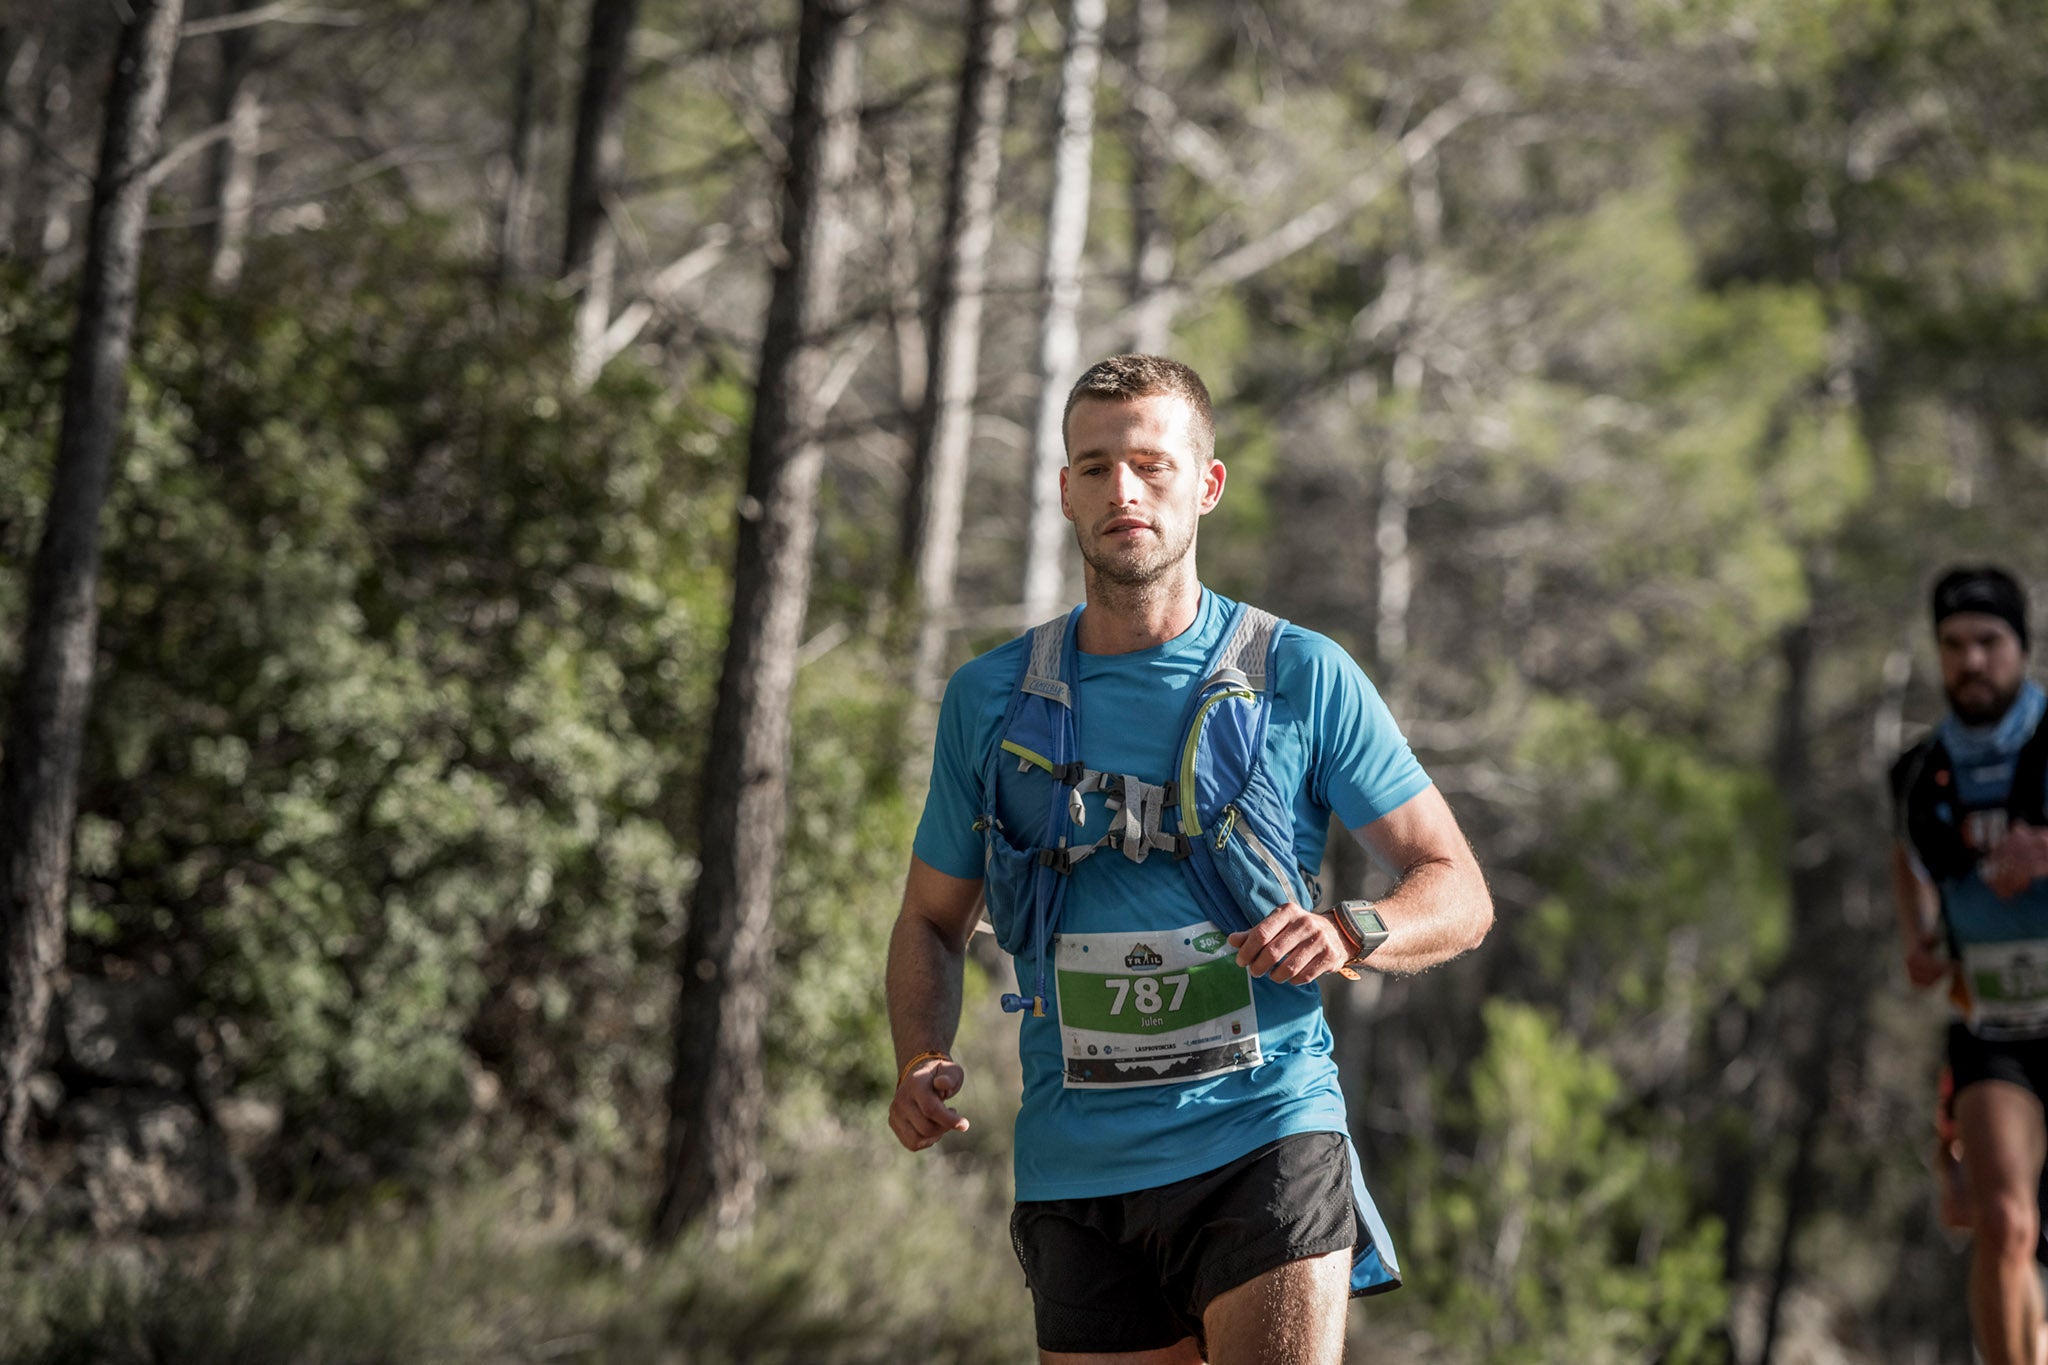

{"left": 887, "top": 355, "right": 1493, "bottom": 1364}
{"left": 1893, "top": 566, "right": 2048, "bottom": 1365}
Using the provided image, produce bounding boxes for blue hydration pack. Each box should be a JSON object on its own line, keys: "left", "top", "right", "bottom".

{"left": 974, "top": 598, "right": 1404, "bottom": 1296}
{"left": 977, "top": 600, "right": 1317, "bottom": 1013}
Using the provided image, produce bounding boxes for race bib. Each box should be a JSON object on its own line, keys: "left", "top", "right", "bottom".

{"left": 1054, "top": 922, "right": 1261, "bottom": 1088}
{"left": 1963, "top": 939, "right": 2048, "bottom": 1039}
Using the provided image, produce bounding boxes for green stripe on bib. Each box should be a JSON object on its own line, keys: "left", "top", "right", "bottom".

{"left": 1055, "top": 955, "right": 1253, "bottom": 1035}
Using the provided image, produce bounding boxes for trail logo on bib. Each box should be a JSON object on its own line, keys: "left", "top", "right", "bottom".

{"left": 1057, "top": 923, "right": 1261, "bottom": 1088}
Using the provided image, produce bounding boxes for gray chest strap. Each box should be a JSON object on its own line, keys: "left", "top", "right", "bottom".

{"left": 1015, "top": 602, "right": 1281, "bottom": 872}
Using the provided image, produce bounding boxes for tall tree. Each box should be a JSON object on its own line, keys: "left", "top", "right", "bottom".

{"left": 203, "top": 0, "right": 263, "bottom": 286}
{"left": 653, "top": 0, "right": 867, "bottom": 1242}
{"left": 495, "top": 0, "right": 546, "bottom": 293}
{"left": 562, "top": 0, "right": 642, "bottom": 385}
{"left": 1019, "top": 0, "right": 1104, "bottom": 624}
{"left": 898, "top": 0, "right": 1021, "bottom": 692}
{"left": 0, "top": 0, "right": 186, "bottom": 1209}
{"left": 1119, "top": 0, "right": 1172, "bottom": 355}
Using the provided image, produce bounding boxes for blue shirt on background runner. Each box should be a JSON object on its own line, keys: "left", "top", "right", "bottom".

{"left": 913, "top": 588, "right": 1431, "bottom": 1200}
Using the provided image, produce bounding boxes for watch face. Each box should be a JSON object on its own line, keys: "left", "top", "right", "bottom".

{"left": 1341, "top": 901, "right": 1384, "bottom": 934}
{"left": 1340, "top": 901, "right": 1389, "bottom": 957}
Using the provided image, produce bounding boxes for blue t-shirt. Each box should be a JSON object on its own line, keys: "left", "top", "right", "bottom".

{"left": 913, "top": 588, "right": 1432, "bottom": 1199}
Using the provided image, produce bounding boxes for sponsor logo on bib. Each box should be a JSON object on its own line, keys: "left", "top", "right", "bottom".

{"left": 1125, "top": 943, "right": 1164, "bottom": 970}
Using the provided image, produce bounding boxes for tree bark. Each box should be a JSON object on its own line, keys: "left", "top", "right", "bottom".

{"left": 204, "top": 0, "right": 262, "bottom": 287}
{"left": 898, "top": 0, "right": 1021, "bottom": 692}
{"left": 1752, "top": 596, "right": 1875, "bottom": 1365}
{"left": 652, "top": 0, "right": 865, "bottom": 1243}
{"left": 1119, "top": 0, "right": 1172, "bottom": 355}
{"left": 1018, "top": 0, "right": 1104, "bottom": 626}
{"left": 563, "top": 0, "right": 643, "bottom": 385}
{"left": 0, "top": 0, "right": 186, "bottom": 1211}
{"left": 494, "top": 0, "right": 545, "bottom": 294}
{"left": 881, "top": 143, "right": 927, "bottom": 418}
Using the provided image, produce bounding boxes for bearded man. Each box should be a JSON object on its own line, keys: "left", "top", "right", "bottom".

{"left": 1893, "top": 566, "right": 2048, "bottom": 1365}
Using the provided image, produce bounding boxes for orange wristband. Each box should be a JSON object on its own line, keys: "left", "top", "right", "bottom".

{"left": 897, "top": 1049, "right": 951, "bottom": 1090}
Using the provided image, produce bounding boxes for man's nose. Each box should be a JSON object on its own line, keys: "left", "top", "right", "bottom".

{"left": 1109, "top": 463, "right": 1140, "bottom": 502}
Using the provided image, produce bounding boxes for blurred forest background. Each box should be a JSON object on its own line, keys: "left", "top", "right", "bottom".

{"left": 3, "top": 0, "right": 2048, "bottom": 1360}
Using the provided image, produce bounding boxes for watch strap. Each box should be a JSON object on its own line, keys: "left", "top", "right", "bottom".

{"left": 1328, "top": 899, "right": 1388, "bottom": 973}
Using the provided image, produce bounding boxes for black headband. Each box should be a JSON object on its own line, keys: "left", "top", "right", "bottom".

{"left": 1932, "top": 567, "right": 2029, "bottom": 652}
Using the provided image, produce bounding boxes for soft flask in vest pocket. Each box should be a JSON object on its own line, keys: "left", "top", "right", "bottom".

{"left": 1175, "top": 628, "right": 1317, "bottom": 936}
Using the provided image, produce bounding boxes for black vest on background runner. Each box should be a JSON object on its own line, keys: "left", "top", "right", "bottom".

{"left": 1891, "top": 723, "right": 2048, "bottom": 888}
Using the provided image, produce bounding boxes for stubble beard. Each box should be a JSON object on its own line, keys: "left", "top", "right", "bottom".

{"left": 1948, "top": 675, "right": 2023, "bottom": 727}
{"left": 1078, "top": 516, "right": 1197, "bottom": 597}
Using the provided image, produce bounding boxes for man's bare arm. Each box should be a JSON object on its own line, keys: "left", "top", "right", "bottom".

{"left": 1345, "top": 784, "right": 1493, "bottom": 976}
{"left": 1230, "top": 784, "right": 1491, "bottom": 983}
{"left": 885, "top": 856, "right": 985, "bottom": 1152}
{"left": 1893, "top": 840, "right": 1949, "bottom": 988}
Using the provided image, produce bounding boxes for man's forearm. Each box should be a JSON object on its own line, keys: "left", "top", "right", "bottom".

{"left": 1362, "top": 855, "right": 1492, "bottom": 977}
{"left": 887, "top": 911, "right": 969, "bottom": 1065}
{"left": 1892, "top": 842, "right": 1937, "bottom": 948}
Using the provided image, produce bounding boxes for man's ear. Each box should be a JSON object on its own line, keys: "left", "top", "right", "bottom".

{"left": 1199, "top": 458, "right": 1227, "bottom": 514}
{"left": 1059, "top": 465, "right": 1074, "bottom": 522}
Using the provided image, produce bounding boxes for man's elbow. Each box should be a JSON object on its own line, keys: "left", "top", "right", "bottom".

{"left": 1455, "top": 864, "right": 1495, "bottom": 954}
{"left": 1461, "top": 895, "right": 1495, "bottom": 954}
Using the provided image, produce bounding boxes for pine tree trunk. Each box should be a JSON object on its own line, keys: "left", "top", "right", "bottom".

{"left": 563, "top": 0, "right": 642, "bottom": 384}
{"left": 204, "top": 0, "right": 262, "bottom": 287}
{"left": 495, "top": 0, "right": 545, "bottom": 293}
{"left": 0, "top": 0, "right": 186, "bottom": 1211}
{"left": 881, "top": 144, "right": 927, "bottom": 417}
{"left": 1018, "top": 0, "right": 1104, "bottom": 626}
{"left": 1120, "top": 0, "right": 1172, "bottom": 355}
{"left": 651, "top": 0, "right": 866, "bottom": 1244}
{"left": 899, "top": 0, "right": 1021, "bottom": 691}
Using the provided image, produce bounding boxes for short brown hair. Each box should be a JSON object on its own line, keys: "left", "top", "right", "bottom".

{"left": 1061, "top": 354, "right": 1216, "bottom": 462}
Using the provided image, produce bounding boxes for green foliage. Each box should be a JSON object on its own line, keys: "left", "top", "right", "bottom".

{"left": 1400, "top": 1002, "right": 1729, "bottom": 1363}
{"left": 0, "top": 214, "right": 752, "bottom": 1172}
{"left": 0, "top": 1135, "right": 1035, "bottom": 1365}
{"left": 772, "top": 643, "right": 920, "bottom": 1106}
{"left": 1514, "top": 696, "right": 1789, "bottom": 1016}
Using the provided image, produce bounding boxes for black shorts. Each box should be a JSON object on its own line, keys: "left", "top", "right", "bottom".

{"left": 1949, "top": 1021, "right": 2048, "bottom": 1102}
{"left": 1008, "top": 1131, "right": 1360, "bottom": 1355}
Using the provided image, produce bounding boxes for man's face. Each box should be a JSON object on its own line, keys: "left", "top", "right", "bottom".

{"left": 1060, "top": 394, "right": 1225, "bottom": 589}
{"left": 1938, "top": 612, "right": 2028, "bottom": 724}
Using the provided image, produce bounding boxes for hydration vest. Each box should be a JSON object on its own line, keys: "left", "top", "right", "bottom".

{"left": 1893, "top": 721, "right": 2048, "bottom": 885}
{"left": 977, "top": 599, "right": 1319, "bottom": 1017}
{"left": 977, "top": 597, "right": 1405, "bottom": 1298}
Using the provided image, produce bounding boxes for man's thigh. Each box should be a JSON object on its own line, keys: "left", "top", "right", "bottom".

{"left": 1952, "top": 1024, "right": 2048, "bottom": 1234}
{"left": 1958, "top": 1077, "right": 2048, "bottom": 1210}
{"left": 1201, "top": 1246, "right": 1351, "bottom": 1365}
